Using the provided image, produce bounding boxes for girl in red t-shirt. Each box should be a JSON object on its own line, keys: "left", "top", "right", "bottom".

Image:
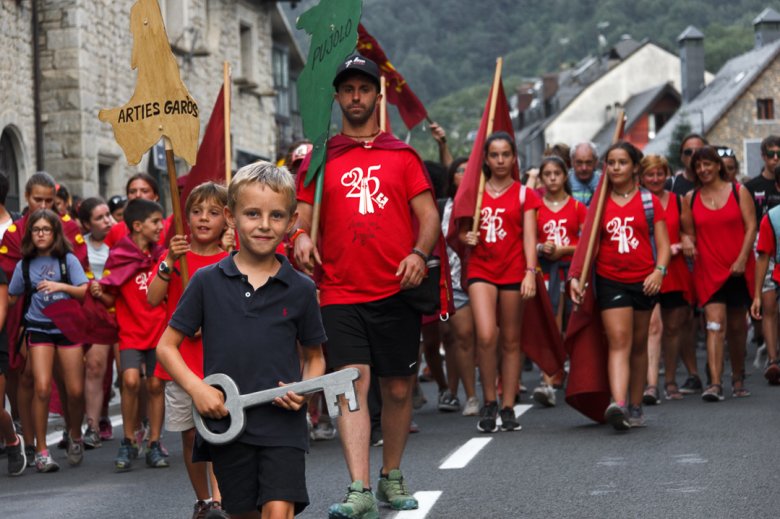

{"left": 681, "top": 146, "right": 756, "bottom": 402}
{"left": 570, "top": 141, "right": 670, "bottom": 431}
{"left": 459, "top": 132, "right": 539, "bottom": 433}
{"left": 532, "top": 156, "right": 585, "bottom": 406}
{"left": 639, "top": 155, "right": 695, "bottom": 404}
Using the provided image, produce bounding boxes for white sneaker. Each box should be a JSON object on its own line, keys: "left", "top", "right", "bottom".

{"left": 532, "top": 385, "right": 556, "bottom": 407}
{"left": 310, "top": 421, "right": 337, "bottom": 441}
{"left": 462, "top": 396, "right": 480, "bottom": 416}
{"left": 754, "top": 344, "right": 768, "bottom": 369}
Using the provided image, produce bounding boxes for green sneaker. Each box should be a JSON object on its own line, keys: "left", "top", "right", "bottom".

{"left": 328, "top": 480, "right": 379, "bottom": 519}
{"left": 376, "top": 469, "right": 418, "bottom": 510}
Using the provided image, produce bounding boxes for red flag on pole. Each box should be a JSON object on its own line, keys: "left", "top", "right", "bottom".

{"left": 357, "top": 24, "right": 427, "bottom": 129}
{"left": 564, "top": 171, "right": 610, "bottom": 423}
{"left": 447, "top": 74, "right": 564, "bottom": 376}
{"left": 172, "top": 85, "right": 227, "bottom": 239}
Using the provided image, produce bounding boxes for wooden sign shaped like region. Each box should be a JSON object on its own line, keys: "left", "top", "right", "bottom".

{"left": 99, "top": 0, "right": 199, "bottom": 166}
{"left": 296, "top": 0, "right": 363, "bottom": 186}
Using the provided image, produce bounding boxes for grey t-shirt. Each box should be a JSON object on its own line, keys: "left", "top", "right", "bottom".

{"left": 8, "top": 253, "right": 89, "bottom": 334}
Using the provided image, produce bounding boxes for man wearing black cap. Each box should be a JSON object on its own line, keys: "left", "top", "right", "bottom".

{"left": 294, "top": 54, "right": 440, "bottom": 518}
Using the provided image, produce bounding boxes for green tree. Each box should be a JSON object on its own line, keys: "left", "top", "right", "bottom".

{"left": 667, "top": 115, "right": 693, "bottom": 172}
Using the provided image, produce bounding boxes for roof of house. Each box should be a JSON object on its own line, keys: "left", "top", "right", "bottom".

{"left": 644, "top": 37, "right": 780, "bottom": 154}
{"left": 591, "top": 82, "right": 680, "bottom": 152}
{"left": 754, "top": 7, "right": 780, "bottom": 24}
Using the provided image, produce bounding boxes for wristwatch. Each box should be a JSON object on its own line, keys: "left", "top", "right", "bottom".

{"left": 159, "top": 261, "right": 172, "bottom": 275}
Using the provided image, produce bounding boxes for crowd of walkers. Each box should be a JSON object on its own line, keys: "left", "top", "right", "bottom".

{"left": 1, "top": 53, "right": 779, "bottom": 519}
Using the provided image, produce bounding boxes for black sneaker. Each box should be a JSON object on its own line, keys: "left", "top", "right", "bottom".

{"left": 370, "top": 427, "right": 383, "bottom": 447}
{"left": 679, "top": 375, "right": 703, "bottom": 394}
{"left": 499, "top": 407, "right": 522, "bottom": 431}
{"left": 25, "top": 445, "right": 35, "bottom": 467}
{"left": 604, "top": 403, "right": 630, "bottom": 431}
{"left": 7, "top": 434, "right": 26, "bottom": 476}
{"left": 477, "top": 401, "right": 499, "bottom": 433}
{"left": 57, "top": 430, "right": 69, "bottom": 449}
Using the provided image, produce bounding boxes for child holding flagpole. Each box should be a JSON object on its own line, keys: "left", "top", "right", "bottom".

{"left": 459, "top": 131, "right": 540, "bottom": 433}
{"left": 570, "top": 141, "right": 670, "bottom": 431}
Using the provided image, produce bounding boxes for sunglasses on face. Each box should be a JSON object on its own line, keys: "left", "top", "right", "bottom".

{"left": 456, "top": 167, "right": 466, "bottom": 173}
{"left": 717, "top": 148, "right": 735, "bottom": 158}
{"left": 682, "top": 148, "right": 697, "bottom": 157}
{"left": 765, "top": 150, "right": 780, "bottom": 159}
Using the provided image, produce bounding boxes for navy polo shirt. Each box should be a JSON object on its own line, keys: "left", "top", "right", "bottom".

{"left": 170, "top": 252, "right": 326, "bottom": 451}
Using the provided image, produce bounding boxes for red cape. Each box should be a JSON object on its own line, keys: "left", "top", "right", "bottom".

{"left": 298, "top": 132, "right": 454, "bottom": 318}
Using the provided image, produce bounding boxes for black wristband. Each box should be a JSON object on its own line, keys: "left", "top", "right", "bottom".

{"left": 411, "top": 248, "right": 428, "bottom": 262}
{"left": 157, "top": 272, "right": 171, "bottom": 282}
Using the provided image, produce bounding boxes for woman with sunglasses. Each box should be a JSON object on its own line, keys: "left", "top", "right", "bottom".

{"left": 715, "top": 147, "right": 740, "bottom": 181}
{"left": 638, "top": 155, "right": 694, "bottom": 403}
{"left": 682, "top": 146, "right": 756, "bottom": 401}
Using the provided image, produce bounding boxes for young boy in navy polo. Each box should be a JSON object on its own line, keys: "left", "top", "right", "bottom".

{"left": 157, "top": 161, "right": 326, "bottom": 518}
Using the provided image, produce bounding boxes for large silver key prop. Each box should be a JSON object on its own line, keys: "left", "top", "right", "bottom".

{"left": 193, "top": 368, "right": 361, "bottom": 445}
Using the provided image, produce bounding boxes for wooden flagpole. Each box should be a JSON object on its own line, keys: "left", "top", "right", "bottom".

{"left": 380, "top": 75, "right": 387, "bottom": 131}
{"left": 310, "top": 172, "right": 324, "bottom": 248}
{"left": 223, "top": 61, "right": 232, "bottom": 184}
{"left": 577, "top": 109, "right": 626, "bottom": 288}
{"left": 163, "top": 136, "right": 189, "bottom": 286}
{"left": 471, "top": 57, "right": 504, "bottom": 234}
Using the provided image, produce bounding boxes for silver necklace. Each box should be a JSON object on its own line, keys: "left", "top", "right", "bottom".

{"left": 613, "top": 185, "right": 636, "bottom": 198}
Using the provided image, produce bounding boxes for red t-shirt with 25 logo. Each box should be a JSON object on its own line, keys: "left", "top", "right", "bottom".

{"left": 297, "top": 145, "right": 430, "bottom": 306}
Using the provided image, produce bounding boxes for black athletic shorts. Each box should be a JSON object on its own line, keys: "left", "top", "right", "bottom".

{"left": 208, "top": 443, "right": 308, "bottom": 515}
{"left": 467, "top": 278, "right": 521, "bottom": 291}
{"left": 0, "top": 348, "right": 8, "bottom": 375}
{"left": 27, "top": 331, "right": 77, "bottom": 347}
{"left": 658, "top": 291, "right": 689, "bottom": 310}
{"left": 705, "top": 276, "right": 751, "bottom": 309}
{"left": 596, "top": 275, "right": 657, "bottom": 311}
{"left": 321, "top": 292, "right": 421, "bottom": 377}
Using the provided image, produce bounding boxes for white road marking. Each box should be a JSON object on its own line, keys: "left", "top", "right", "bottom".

{"left": 673, "top": 453, "right": 708, "bottom": 464}
{"left": 392, "top": 491, "right": 442, "bottom": 519}
{"left": 495, "top": 404, "right": 532, "bottom": 427}
{"left": 597, "top": 456, "right": 626, "bottom": 467}
{"left": 46, "top": 414, "right": 123, "bottom": 446}
{"left": 439, "top": 438, "right": 492, "bottom": 469}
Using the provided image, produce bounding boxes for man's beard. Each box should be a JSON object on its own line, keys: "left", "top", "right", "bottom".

{"left": 341, "top": 99, "right": 377, "bottom": 127}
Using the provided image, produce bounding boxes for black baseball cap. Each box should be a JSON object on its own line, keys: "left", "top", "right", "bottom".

{"left": 333, "top": 54, "right": 380, "bottom": 90}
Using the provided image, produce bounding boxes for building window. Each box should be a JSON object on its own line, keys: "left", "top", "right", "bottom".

{"left": 0, "top": 128, "right": 21, "bottom": 212}
{"left": 757, "top": 98, "right": 775, "bottom": 120}
{"left": 239, "top": 23, "right": 253, "bottom": 82}
{"left": 273, "top": 46, "right": 290, "bottom": 118}
{"left": 98, "top": 162, "right": 112, "bottom": 199}
{"left": 163, "top": 0, "right": 188, "bottom": 44}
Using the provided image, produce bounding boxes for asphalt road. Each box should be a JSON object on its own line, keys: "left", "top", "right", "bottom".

{"left": 2, "top": 354, "right": 778, "bottom": 519}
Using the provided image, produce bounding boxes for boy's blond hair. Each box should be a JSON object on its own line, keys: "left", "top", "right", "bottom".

{"left": 228, "top": 161, "right": 297, "bottom": 214}
{"left": 185, "top": 181, "right": 228, "bottom": 214}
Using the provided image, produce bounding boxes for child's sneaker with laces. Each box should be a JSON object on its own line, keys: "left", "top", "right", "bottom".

{"left": 24, "top": 445, "right": 35, "bottom": 467}
{"left": 82, "top": 426, "right": 102, "bottom": 449}
{"left": 35, "top": 449, "right": 60, "bottom": 473}
{"left": 6, "top": 434, "right": 26, "bottom": 476}
{"left": 604, "top": 403, "right": 630, "bottom": 431}
{"left": 98, "top": 417, "right": 113, "bottom": 441}
{"left": 328, "top": 480, "right": 379, "bottom": 519}
{"left": 499, "top": 407, "right": 522, "bottom": 431}
{"left": 114, "top": 438, "right": 135, "bottom": 471}
{"left": 66, "top": 436, "right": 84, "bottom": 466}
{"left": 477, "top": 401, "right": 499, "bottom": 433}
{"left": 628, "top": 405, "right": 646, "bottom": 427}
{"left": 146, "top": 441, "right": 170, "bottom": 468}
{"left": 376, "top": 469, "right": 418, "bottom": 510}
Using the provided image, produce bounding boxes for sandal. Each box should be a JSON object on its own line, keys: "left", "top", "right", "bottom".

{"left": 642, "top": 385, "right": 660, "bottom": 405}
{"left": 732, "top": 377, "right": 751, "bottom": 398}
{"left": 764, "top": 360, "right": 780, "bottom": 385}
{"left": 664, "top": 382, "right": 683, "bottom": 401}
{"left": 702, "top": 384, "right": 724, "bottom": 402}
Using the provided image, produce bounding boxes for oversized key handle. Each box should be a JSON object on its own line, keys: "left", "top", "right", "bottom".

{"left": 193, "top": 368, "right": 361, "bottom": 445}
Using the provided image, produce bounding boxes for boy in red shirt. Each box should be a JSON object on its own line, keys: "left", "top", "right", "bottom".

{"left": 147, "top": 182, "right": 229, "bottom": 517}
{"left": 90, "top": 198, "right": 168, "bottom": 471}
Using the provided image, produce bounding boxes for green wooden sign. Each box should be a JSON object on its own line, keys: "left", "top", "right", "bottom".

{"left": 296, "top": 0, "right": 363, "bottom": 187}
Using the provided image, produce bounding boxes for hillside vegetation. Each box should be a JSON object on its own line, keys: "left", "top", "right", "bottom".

{"left": 286, "top": 0, "right": 772, "bottom": 159}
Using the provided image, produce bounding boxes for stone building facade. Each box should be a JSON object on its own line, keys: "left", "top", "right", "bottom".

{"left": 707, "top": 54, "right": 780, "bottom": 176}
{"left": 0, "top": 0, "right": 303, "bottom": 212}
